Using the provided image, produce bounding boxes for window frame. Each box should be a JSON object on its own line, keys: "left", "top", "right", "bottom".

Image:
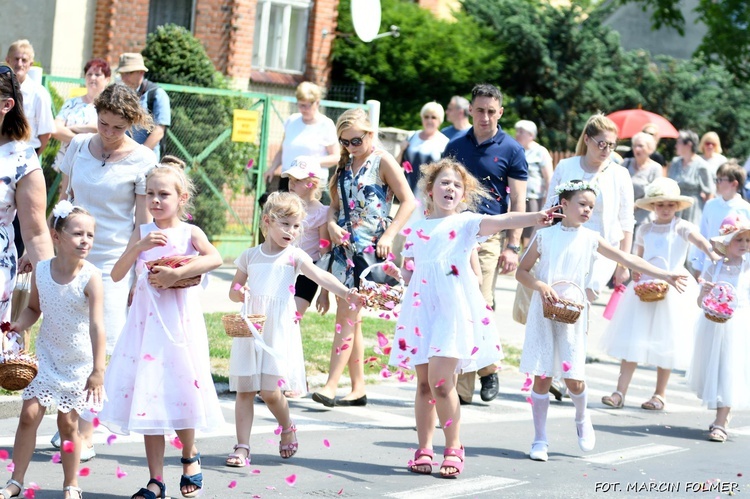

{"left": 253, "top": 0, "right": 312, "bottom": 74}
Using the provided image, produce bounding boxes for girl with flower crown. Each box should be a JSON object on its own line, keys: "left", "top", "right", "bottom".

{"left": 600, "top": 178, "right": 721, "bottom": 412}
{"left": 2, "top": 202, "right": 105, "bottom": 499}
{"left": 687, "top": 216, "right": 750, "bottom": 443}
{"left": 517, "top": 180, "right": 687, "bottom": 463}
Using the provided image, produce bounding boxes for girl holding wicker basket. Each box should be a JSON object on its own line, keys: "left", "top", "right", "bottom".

{"left": 96, "top": 163, "right": 223, "bottom": 499}
{"left": 384, "top": 159, "right": 562, "bottom": 478}
{"left": 600, "top": 177, "right": 721, "bottom": 412}
{"left": 687, "top": 216, "right": 750, "bottom": 443}
{"left": 1, "top": 203, "right": 104, "bottom": 499}
{"left": 225, "top": 192, "right": 364, "bottom": 467}
{"left": 516, "top": 180, "right": 688, "bottom": 463}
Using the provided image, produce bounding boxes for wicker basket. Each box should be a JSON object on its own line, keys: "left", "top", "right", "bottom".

{"left": 359, "top": 263, "right": 404, "bottom": 311}
{"left": 0, "top": 332, "right": 38, "bottom": 391}
{"left": 145, "top": 256, "right": 202, "bottom": 289}
{"left": 701, "top": 281, "right": 735, "bottom": 324}
{"left": 542, "top": 280, "right": 585, "bottom": 324}
{"left": 634, "top": 280, "right": 670, "bottom": 302}
{"left": 222, "top": 314, "right": 266, "bottom": 338}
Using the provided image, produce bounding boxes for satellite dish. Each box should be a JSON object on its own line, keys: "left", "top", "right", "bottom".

{"left": 351, "top": 0, "right": 382, "bottom": 43}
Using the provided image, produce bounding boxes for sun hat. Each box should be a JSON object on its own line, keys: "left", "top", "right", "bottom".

{"left": 634, "top": 177, "right": 694, "bottom": 211}
{"left": 711, "top": 214, "right": 750, "bottom": 255}
{"left": 515, "top": 120, "right": 537, "bottom": 137}
{"left": 282, "top": 156, "right": 323, "bottom": 180}
{"left": 115, "top": 53, "right": 149, "bottom": 73}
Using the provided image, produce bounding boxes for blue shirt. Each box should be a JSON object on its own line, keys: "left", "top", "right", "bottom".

{"left": 128, "top": 86, "right": 171, "bottom": 159}
{"left": 442, "top": 127, "right": 528, "bottom": 215}
{"left": 440, "top": 125, "right": 469, "bottom": 140}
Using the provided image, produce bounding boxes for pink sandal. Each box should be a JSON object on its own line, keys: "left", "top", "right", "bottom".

{"left": 225, "top": 444, "right": 250, "bottom": 467}
{"left": 440, "top": 446, "right": 465, "bottom": 478}
{"left": 279, "top": 423, "right": 298, "bottom": 459}
{"left": 408, "top": 448, "right": 434, "bottom": 475}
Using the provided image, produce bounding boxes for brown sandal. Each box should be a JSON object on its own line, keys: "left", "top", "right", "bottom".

{"left": 640, "top": 394, "right": 665, "bottom": 410}
{"left": 602, "top": 391, "right": 624, "bottom": 408}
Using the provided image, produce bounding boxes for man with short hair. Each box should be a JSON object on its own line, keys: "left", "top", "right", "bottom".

{"left": 116, "top": 52, "right": 171, "bottom": 159}
{"left": 5, "top": 39, "right": 55, "bottom": 155}
{"left": 443, "top": 83, "right": 528, "bottom": 405}
{"left": 441, "top": 95, "right": 471, "bottom": 140}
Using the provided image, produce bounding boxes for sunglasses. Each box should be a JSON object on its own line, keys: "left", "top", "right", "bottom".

{"left": 715, "top": 177, "right": 732, "bottom": 184}
{"left": 591, "top": 138, "right": 617, "bottom": 151}
{"left": 339, "top": 132, "right": 367, "bottom": 148}
{"left": 0, "top": 65, "right": 19, "bottom": 106}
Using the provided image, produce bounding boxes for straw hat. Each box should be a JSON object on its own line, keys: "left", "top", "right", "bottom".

{"left": 711, "top": 215, "right": 750, "bottom": 255}
{"left": 115, "top": 53, "right": 148, "bottom": 73}
{"left": 634, "top": 177, "right": 694, "bottom": 211}
{"left": 281, "top": 156, "right": 323, "bottom": 180}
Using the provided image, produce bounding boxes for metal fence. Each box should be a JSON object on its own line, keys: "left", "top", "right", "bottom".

{"left": 42, "top": 75, "right": 366, "bottom": 246}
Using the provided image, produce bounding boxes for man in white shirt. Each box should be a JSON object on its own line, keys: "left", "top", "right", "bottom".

{"left": 5, "top": 39, "right": 55, "bottom": 155}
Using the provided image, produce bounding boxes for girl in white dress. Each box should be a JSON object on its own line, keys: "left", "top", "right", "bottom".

{"left": 2, "top": 203, "right": 105, "bottom": 499}
{"left": 97, "top": 164, "right": 223, "bottom": 499}
{"left": 225, "top": 192, "right": 364, "bottom": 467}
{"left": 517, "top": 180, "right": 687, "bottom": 463}
{"left": 385, "top": 159, "right": 561, "bottom": 478}
{"left": 601, "top": 178, "right": 720, "bottom": 411}
{"left": 688, "top": 218, "right": 750, "bottom": 443}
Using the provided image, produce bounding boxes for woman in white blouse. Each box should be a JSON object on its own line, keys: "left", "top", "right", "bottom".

{"left": 544, "top": 114, "right": 635, "bottom": 297}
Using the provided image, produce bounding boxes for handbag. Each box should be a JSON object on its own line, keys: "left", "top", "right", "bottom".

{"left": 512, "top": 265, "right": 536, "bottom": 325}
{"left": 315, "top": 244, "right": 351, "bottom": 285}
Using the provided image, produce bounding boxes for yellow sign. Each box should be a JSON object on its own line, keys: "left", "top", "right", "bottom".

{"left": 232, "top": 109, "right": 260, "bottom": 143}
{"left": 69, "top": 87, "right": 87, "bottom": 98}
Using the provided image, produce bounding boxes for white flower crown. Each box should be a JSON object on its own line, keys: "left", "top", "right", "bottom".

{"left": 554, "top": 180, "right": 600, "bottom": 196}
{"left": 51, "top": 200, "right": 75, "bottom": 220}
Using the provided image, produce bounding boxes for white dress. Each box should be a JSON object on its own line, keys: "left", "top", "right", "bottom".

{"left": 388, "top": 213, "right": 501, "bottom": 373}
{"left": 97, "top": 223, "right": 223, "bottom": 435}
{"left": 687, "top": 258, "right": 750, "bottom": 409}
{"left": 519, "top": 224, "right": 599, "bottom": 380}
{"left": 600, "top": 219, "right": 699, "bottom": 369}
{"left": 229, "top": 245, "right": 311, "bottom": 394}
{"left": 23, "top": 260, "right": 103, "bottom": 414}
{"left": 59, "top": 133, "right": 157, "bottom": 353}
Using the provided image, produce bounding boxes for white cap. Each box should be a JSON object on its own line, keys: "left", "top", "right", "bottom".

{"left": 515, "top": 120, "right": 538, "bottom": 137}
{"left": 282, "top": 156, "right": 324, "bottom": 180}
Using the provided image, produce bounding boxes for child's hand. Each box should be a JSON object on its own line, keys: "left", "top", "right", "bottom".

{"left": 316, "top": 291, "right": 330, "bottom": 315}
{"left": 665, "top": 272, "right": 688, "bottom": 293}
{"left": 708, "top": 251, "right": 723, "bottom": 263}
{"left": 148, "top": 265, "right": 180, "bottom": 289}
{"left": 537, "top": 283, "right": 559, "bottom": 304}
{"left": 699, "top": 278, "right": 714, "bottom": 294}
{"left": 382, "top": 262, "right": 402, "bottom": 280}
{"left": 85, "top": 370, "right": 104, "bottom": 406}
{"left": 137, "top": 231, "right": 168, "bottom": 251}
{"left": 631, "top": 270, "right": 642, "bottom": 282}
{"left": 345, "top": 288, "right": 366, "bottom": 311}
{"left": 536, "top": 206, "right": 565, "bottom": 227}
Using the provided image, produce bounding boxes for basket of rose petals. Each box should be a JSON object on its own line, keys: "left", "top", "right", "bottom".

{"left": 0, "top": 327, "right": 38, "bottom": 391}
{"left": 359, "top": 263, "right": 404, "bottom": 311}
{"left": 145, "top": 256, "right": 201, "bottom": 289}
{"left": 542, "top": 281, "right": 585, "bottom": 324}
{"left": 701, "top": 281, "right": 735, "bottom": 323}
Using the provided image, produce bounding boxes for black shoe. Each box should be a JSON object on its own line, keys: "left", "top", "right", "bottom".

{"left": 459, "top": 396, "right": 471, "bottom": 406}
{"left": 312, "top": 392, "right": 335, "bottom": 407}
{"left": 334, "top": 395, "right": 367, "bottom": 407}
{"left": 548, "top": 379, "right": 567, "bottom": 401}
{"left": 479, "top": 373, "right": 499, "bottom": 402}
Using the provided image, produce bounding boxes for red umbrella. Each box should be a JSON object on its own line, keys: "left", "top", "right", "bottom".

{"left": 605, "top": 109, "right": 679, "bottom": 139}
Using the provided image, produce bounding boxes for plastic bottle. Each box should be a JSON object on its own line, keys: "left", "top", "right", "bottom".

{"left": 603, "top": 284, "right": 626, "bottom": 320}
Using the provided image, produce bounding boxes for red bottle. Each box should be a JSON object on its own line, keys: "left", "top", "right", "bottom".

{"left": 603, "top": 284, "right": 626, "bottom": 320}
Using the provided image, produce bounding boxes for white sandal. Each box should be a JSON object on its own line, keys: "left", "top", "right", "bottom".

{"left": 602, "top": 390, "right": 624, "bottom": 408}
{"left": 225, "top": 443, "right": 250, "bottom": 467}
{"left": 64, "top": 485, "right": 83, "bottom": 499}
{"left": 0, "top": 479, "right": 23, "bottom": 499}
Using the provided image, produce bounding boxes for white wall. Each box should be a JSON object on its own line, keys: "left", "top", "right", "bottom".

{"left": 0, "top": 0, "right": 56, "bottom": 70}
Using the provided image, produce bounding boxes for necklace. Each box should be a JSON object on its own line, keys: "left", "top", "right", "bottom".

{"left": 101, "top": 152, "right": 112, "bottom": 167}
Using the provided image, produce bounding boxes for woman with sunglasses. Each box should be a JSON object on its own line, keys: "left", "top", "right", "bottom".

{"left": 699, "top": 131, "right": 727, "bottom": 177}
{"left": 668, "top": 130, "right": 713, "bottom": 227}
{"left": 544, "top": 113, "right": 635, "bottom": 295}
{"left": 0, "top": 64, "right": 55, "bottom": 498}
{"left": 398, "top": 101, "right": 450, "bottom": 195}
{"left": 311, "top": 108, "right": 415, "bottom": 407}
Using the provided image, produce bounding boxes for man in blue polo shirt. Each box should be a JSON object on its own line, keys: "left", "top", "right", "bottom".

{"left": 443, "top": 83, "right": 528, "bottom": 405}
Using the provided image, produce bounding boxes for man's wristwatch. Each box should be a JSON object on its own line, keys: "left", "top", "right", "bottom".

{"left": 506, "top": 244, "right": 522, "bottom": 254}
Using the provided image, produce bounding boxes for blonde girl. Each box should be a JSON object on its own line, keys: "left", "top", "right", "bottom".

{"left": 311, "top": 108, "right": 416, "bottom": 408}
{"left": 386, "top": 159, "right": 561, "bottom": 477}
{"left": 518, "top": 181, "right": 687, "bottom": 463}
{"left": 97, "top": 161, "right": 223, "bottom": 499}
{"left": 2, "top": 203, "right": 104, "bottom": 499}
{"left": 225, "top": 192, "right": 364, "bottom": 467}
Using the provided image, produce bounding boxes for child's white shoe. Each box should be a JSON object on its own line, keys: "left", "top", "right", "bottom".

{"left": 529, "top": 441, "right": 549, "bottom": 462}
{"left": 79, "top": 444, "right": 96, "bottom": 462}
{"left": 576, "top": 416, "right": 596, "bottom": 452}
{"left": 50, "top": 431, "right": 61, "bottom": 449}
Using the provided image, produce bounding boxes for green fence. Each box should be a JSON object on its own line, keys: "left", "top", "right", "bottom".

{"left": 42, "top": 76, "right": 365, "bottom": 251}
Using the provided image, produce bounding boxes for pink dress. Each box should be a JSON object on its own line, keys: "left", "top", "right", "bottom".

{"left": 98, "top": 222, "right": 223, "bottom": 435}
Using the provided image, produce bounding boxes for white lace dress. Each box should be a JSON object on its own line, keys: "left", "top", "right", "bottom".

{"left": 600, "top": 219, "right": 699, "bottom": 369}
{"left": 687, "top": 258, "right": 750, "bottom": 409}
{"left": 387, "top": 213, "right": 501, "bottom": 373}
{"left": 519, "top": 224, "right": 599, "bottom": 380}
{"left": 23, "top": 259, "right": 103, "bottom": 414}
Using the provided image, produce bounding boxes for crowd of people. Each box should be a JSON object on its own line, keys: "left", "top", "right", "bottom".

{"left": 0, "top": 37, "right": 748, "bottom": 498}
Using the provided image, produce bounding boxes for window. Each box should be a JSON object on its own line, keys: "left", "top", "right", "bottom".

{"left": 148, "top": 0, "right": 195, "bottom": 33}
{"left": 253, "top": 0, "right": 311, "bottom": 73}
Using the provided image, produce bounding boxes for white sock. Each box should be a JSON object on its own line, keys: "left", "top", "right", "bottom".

{"left": 531, "top": 390, "right": 550, "bottom": 443}
{"left": 570, "top": 386, "right": 588, "bottom": 422}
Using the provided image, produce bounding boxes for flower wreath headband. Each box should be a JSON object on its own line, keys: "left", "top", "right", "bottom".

{"left": 51, "top": 200, "right": 78, "bottom": 223}
{"left": 554, "top": 179, "right": 601, "bottom": 196}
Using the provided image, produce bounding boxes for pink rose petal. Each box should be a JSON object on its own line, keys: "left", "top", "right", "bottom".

{"left": 62, "top": 440, "right": 75, "bottom": 453}
{"left": 228, "top": 480, "right": 238, "bottom": 489}
{"left": 116, "top": 466, "right": 127, "bottom": 479}
{"left": 194, "top": 380, "right": 200, "bottom": 389}
{"left": 247, "top": 159, "right": 254, "bottom": 169}
{"left": 143, "top": 354, "right": 156, "bottom": 361}
{"left": 92, "top": 417, "right": 100, "bottom": 428}
{"left": 448, "top": 230, "right": 456, "bottom": 240}
{"left": 414, "top": 326, "right": 421, "bottom": 337}
{"left": 285, "top": 474, "right": 297, "bottom": 486}
{"left": 335, "top": 323, "right": 342, "bottom": 334}
{"left": 387, "top": 252, "right": 395, "bottom": 261}
{"left": 170, "top": 436, "right": 183, "bottom": 450}
{"left": 526, "top": 396, "right": 534, "bottom": 405}
{"left": 341, "top": 343, "right": 350, "bottom": 351}
{"left": 363, "top": 245, "right": 375, "bottom": 254}
{"left": 251, "top": 469, "right": 261, "bottom": 474}
{"left": 481, "top": 317, "right": 490, "bottom": 326}
{"left": 402, "top": 228, "right": 412, "bottom": 235}
{"left": 403, "top": 161, "right": 413, "bottom": 173}
{"left": 323, "top": 439, "right": 331, "bottom": 448}
{"left": 444, "top": 418, "right": 453, "bottom": 428}
{"left": 78, "top": 467, "right": 90, "bottom": 476}
{"left": 277, "top": 378, "right": 286, "bottom": 388}
{"left": 23, "top": 490, "right": 35, "bottom": 499}
{"left": 428, "top": 398, "right": 436, "bottom": 405}
{"left": 274, "top": 424, "right": 283, "bottom": 435}
{"left": 562, "top": 361, "right": 572, "bottom": 372}
{"left": 319, "top": 239, "right": 331, "bottom": 249}
{"left": 6, "top": 462, "right": 14, "bottom": 472}
{"left": 377, "top": 331, "right": 389, "bottom": 347}
{"left": 521, "top": 377, "right": 532, "bottom": 392}
{"left": 471, "top": 346, "right": 479, "bottom": 355}
{"left": 107, "top": 434, "right": 117, "bottom": 445}
{"left": 0, "top": 450, "right": 8, "bottom": 461}
{"left": 435, "top": 378, "right": 446, "bottom": 388}
{"left": 380, "top": 367, "right": 392, "bottom": 378}
{"left": 338, "top": 488, "right": 345, "bottom": 495}
{"left": 404, "top": 260, "right": 415, "bottom": 271}
{"left": 233, "top": 283, "right": 242, "bottom": 291}
{"left": 51, "top": 452, "right": 61, "bottom": 463}
{"left": 341, "top": 232, "right": 351, "bottom": 242}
